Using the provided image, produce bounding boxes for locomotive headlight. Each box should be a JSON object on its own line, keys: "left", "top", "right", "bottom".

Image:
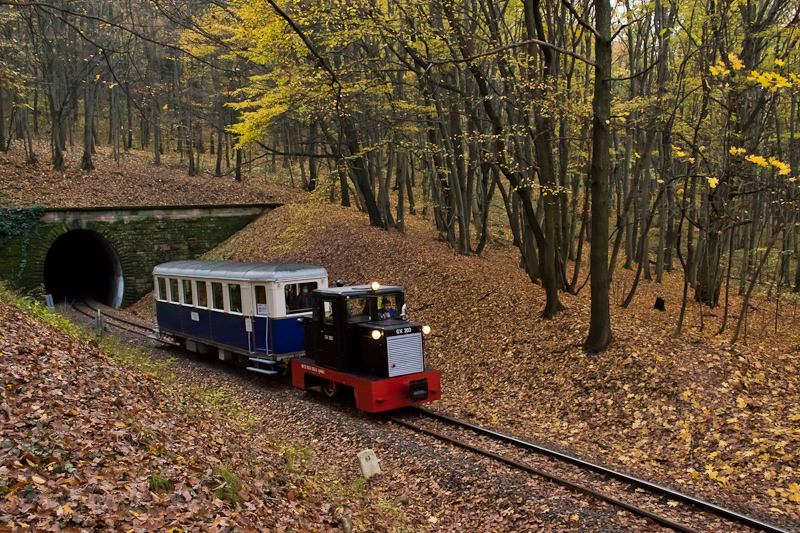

{"left": 371, "top": 330, "right": 382, "bottom": 340}
{"left": 370, "top": 281, "right": 380, "bottom": 291}
{"left": 422, "top": 325, "right": 431, "bottom": 335}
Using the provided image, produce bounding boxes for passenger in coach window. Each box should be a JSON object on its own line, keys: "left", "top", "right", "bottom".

{"left": 297, "top": 285, "right": 312, "bottom": 309}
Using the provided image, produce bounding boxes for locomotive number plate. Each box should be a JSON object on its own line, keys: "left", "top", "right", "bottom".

{"left": 395, "top": 327, "right": 412, "bottom": 335}
{"left": 190, "top": 312, "right": 199, "bottom": 321}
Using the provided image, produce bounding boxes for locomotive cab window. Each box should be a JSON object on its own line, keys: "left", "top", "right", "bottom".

{"left": 346, "top": 297, "right": 370, "bottom": 324}
{"left": 168, "top": 279, "right": 180, "bottom": 303}
{"left": 228, "top": 284, "right": 242, "bottom": 314}
{"left": 254, "top": 286, "right": 268, "bottom": 316}
{"left": 182, "top": 280, "right": 194, "bottom": 306}
{"left": 211, "top": 282, "right": 224, "bottom": 311}
{"left": 285, "top": 282, "right": 317, "bottom": 314}
{"left": 156, "top": 277, "right": 167, "bottom": 301}
{"left": 314, "top": 298, "right": 334, "bottom": 324}
{"left": 195, "top": 281, "right": 208, "bottom": 308}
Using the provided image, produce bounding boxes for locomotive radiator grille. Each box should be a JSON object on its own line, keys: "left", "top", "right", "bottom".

{"left": 386, "top": 333, "right": 424, "bottom": 377}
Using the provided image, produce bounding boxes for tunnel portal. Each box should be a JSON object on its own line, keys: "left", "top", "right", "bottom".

{"left": 43, "top": 230, "right": 124, "bottom": 307}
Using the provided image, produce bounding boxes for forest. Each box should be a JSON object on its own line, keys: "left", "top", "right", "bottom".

{"left": 0, "top": 0, "right": 798, "bottom": 352}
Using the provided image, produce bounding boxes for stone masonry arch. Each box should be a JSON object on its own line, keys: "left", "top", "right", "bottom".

{"left": 0, "top": 204, "right": 277, "bottom": 308}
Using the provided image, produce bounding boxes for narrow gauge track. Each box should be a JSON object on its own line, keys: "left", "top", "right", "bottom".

{"left": 386, "top": 407, "right": 791, "bottom": 533}
{"left": 66, "top": 301, "right": 791, "bottom": 533}
{"left": 71, "top": 300, "right": 177, "bottom": 346}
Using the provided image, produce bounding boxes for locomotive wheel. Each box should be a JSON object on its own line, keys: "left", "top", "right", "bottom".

{"left": 322, "top": 379, "right": 338, "bottom": 398}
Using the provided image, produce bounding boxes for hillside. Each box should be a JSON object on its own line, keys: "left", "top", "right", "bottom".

{"left": 197, "top": 192, "right": 800, "bottom": 529}
{"left": 0, "top": 145, "right": 298, "bottom": 208}
{"left": 0, "top": 297, "right": 367, "bottom": 532}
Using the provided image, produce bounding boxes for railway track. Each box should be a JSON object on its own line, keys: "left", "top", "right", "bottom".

{"left": 386, "top": 407, "right": 791, "bottom": 533}
{"left": 71, "top": 299, "right": 177, "bottom": 345}
{"left": 66, "top": 300, "right": 792, "bottom": 532}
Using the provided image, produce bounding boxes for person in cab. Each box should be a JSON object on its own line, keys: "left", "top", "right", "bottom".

{"left": 378, "top": 298, "right": 395, "bottom": 320}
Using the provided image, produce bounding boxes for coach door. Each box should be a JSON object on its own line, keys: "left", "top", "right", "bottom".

{"left": 253, "top": 285, "right": 270, "bottom": 353}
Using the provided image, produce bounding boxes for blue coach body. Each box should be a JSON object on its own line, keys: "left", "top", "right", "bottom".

{"left": 153, "top": 261, "right": 328, "bottom": 367}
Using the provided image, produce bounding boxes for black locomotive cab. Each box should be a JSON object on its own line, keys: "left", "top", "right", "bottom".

{"left": 300, "top": 284, "right": 430, "bottom": 379}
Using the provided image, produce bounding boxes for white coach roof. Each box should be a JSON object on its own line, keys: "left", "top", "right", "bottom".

{"left": 153, "top": 261, "right": 328, "bottom": 282}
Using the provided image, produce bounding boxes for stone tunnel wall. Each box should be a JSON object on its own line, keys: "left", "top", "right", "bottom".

{"left": 0, "top": 204, "right": 276, "bottom": 307}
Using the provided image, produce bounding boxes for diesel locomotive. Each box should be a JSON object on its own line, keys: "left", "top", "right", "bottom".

{"left": 152, "top": 261, "right": 440, "bottom": 412}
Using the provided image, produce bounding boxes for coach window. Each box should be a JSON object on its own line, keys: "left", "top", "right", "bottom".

{"left": 169, "top": 278, "right": 180, "bottom": 303}
{"left": 285, "top": 282, "right": 317, "bottom": 314}
{"left": 211, "top": 282, "right": 224, "bottom": 311}
{"left": 228, "top": 284, "right": 242, "bottom": 314}
{"left": 254, "top": 286, "right": 268, "bottom": 316}
{"left": 195, "top": 281, "right": 208, "bottom": 308}
{"left": 182, "top": 279, "right": 194, "bottom": 306}
{"left": 156, "top": 277, "right": 167, "bottom": 301}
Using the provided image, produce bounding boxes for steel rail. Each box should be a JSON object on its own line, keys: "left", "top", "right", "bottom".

{"left": 73, "top": 300, "right": 177, "bottom": 345}
{"left": 385, "top": 413, "right": 705, "bottom": 533}
{"left": 409, "top": 407, "right": 789, "bottom": 533}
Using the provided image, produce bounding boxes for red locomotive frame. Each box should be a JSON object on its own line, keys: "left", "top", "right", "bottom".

{"left": 291, "top": 357, "right": 441, "bottom": 413}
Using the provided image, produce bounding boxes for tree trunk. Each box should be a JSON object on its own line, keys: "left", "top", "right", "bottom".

{"left": 48, "top": 87, "right": 65, "bottom": 171}
{"left": 81, "top": 83, "right": 98, "bottom": 171}
{"left": 584, "top": 0, "right": 613, "bottom": 352}
{"left": 0, "top": 88, "right": 5, "bottom": 153}
{"left": 235, "top": 147, "right": 242, "bottom": 181}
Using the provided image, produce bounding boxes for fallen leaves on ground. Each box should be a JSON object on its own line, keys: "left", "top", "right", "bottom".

{"left": 0, "top": 143, "right": 299, "bottom": 208}
{"left": 0, "top": 300, "right": 354, "bottom": 532}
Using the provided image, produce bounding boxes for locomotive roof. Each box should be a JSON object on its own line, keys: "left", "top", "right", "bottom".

{"left": 153, "top": 261, "right": 328, "bottom": 282}
{"left": 316, "top": 285, "right": 403, "bottom": 297}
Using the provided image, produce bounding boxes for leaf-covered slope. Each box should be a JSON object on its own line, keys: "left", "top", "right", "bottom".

{"left": 212, "top": 197, "right": 800, "bottom": 526}
{"left": 0, "top": 300, "right": 345, "bottom": 532}
{"left": 0, "top": 146, "right": 297, "bottom": 208}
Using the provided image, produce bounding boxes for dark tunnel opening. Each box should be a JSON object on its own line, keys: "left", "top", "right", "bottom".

{"left": 43, "top": 230, "right": 124, "bottom": 308}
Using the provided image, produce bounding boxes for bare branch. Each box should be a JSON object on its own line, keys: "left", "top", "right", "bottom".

{"left": 432, "top": 38, "right": 595, "bottom": 67}
{"left": 560, "top": 0, "right": 601, "bottom": 39}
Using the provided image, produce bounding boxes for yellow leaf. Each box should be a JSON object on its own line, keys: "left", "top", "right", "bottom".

{"left": 768, "top": 489, "right": 777, "bottom": 497}
{"left": 728, "top": 52, "right": 745, "bottom": 71}
{"left": 114, "top": 422, "right": 127, "bottom": 428}
{"left": 737, "top": 398, "right": 747, "bottom": 408}
{"left": 163, "top": 104, "right": 168, "bottom": 110}
{"left": 31, "top": 476, "right": 46, "bottom": 484}
{"left": 570, "top": 515, "right": 579, "bottom": 520}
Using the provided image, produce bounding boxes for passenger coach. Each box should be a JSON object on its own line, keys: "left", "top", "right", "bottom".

{"left": 153, "top": 261, "right": 328, "bottom": 373}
